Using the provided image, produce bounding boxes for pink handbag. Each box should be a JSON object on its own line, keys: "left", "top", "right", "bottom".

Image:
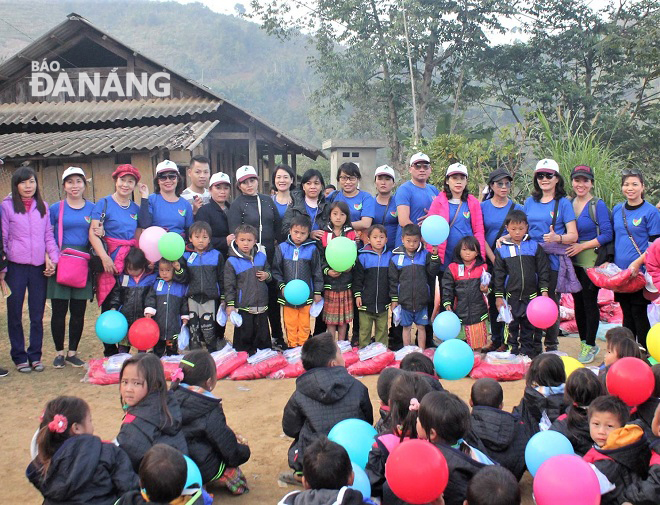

{"left": 55, "top": 201, "right": 90, "bottom": 289}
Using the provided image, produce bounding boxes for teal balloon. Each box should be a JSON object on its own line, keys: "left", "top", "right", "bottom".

{"left": 325, "top": 237, "right": 357, "bottom": 272}
{"left": 525, "top": 430, "right": 575, "bottom": 477}
{"left": 95, "top": 310, "right": 128, "bottom": 344}
{"left": 183, "top": 455, "right": 203, "bottom": 490}
{"left": 350, "top": 462, "right": 371, "bottom": 499}
{"left": 284, "top": 279, "right": 310, "bottom": 306}
{"left": 158, "top": 232, "right": 185, "bottom": 261}
{"left": 328, "top": 418, "right": 377, "bottom": 469}
{"left": 433, "top": 311, "right": 461, "bottom": 341}
{"left": 421, "top": 215, "right": 450, "bottom": 246}
{"left": 433, "top": 339, "right": 474, "bottom": 380}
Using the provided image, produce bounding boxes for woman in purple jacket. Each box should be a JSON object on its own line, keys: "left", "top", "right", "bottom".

{"left": 1, "top": 166, "right": 60, "bottom": 373}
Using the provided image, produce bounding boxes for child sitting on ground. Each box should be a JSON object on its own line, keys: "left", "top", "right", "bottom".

{"left": 224, "top": 224, "right": 272, "bottom": 355}
{"left": 115, "top": 444, "right": 204, "bottom": 504}
{"left": 417, "top": 391, "right": 494, "bottom": 505}
{"left": 583, "top": 395, "right": 651, "bottom": 505}
{"left": 622, "top": 403, "right": 660, "bottom": 505}
{"left": 600, "top": 326, "right": 643, "bottom": 375}
{"left": 389, "top": 224, "right": 441, "bottom": 349}
{"left": 170, "top": 349, "right": 250, "bottom": 494}
{"left": 464, "top": 378, "right": 528, "bottom": 480}
{"left": 281, "top": 332, "right": 373, "bottom": 485}
{"left": 278, "top": 437, "right": 374, "bottom": 505}
{"left": 144, "top": 258, "right": 188, "bottom": 357}
{"left": 27, "top": 396, "right": 138, "bottom": 504}
{"left": 116, "top": 353, "right": 188, "bottom": 471}
{"left": 550, "top": 367, "right": 605, "bottom": 456}
{"left": 399, "top": 352, "right": 444, "bottom": 392}
{"left": 375, "top": 367, "right": 402, "bottom": 434}
{"left": 512, "top": 353, "right": 566, "bottom": 436}
{"left": 465, "top": 466, "right": 521, "bottom": 505}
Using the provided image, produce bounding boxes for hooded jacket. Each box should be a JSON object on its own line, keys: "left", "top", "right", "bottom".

{"left": 353, "top": 245, "right": 392, "bottom": 314}
{"left": 195, "top": 199, "right": 230, "bottom": 258}
{"left": 441, "top": 261, "right": 489, "bottom": 325}
{"left": 493, "top": 236, "right": 550, "bottom": 301}
{"left": 108, "top": 272, "right": 158, "bottom": 326}
{"left": 272, "top": 236, "right": 324, "bottom": 307}
{"left": 632, "top": 397, "right": 660, "bottom": 442}
{"left": 181, "top": 248, "right": 224, "bottom": 302}
{"left": 223, "top": 241, "right": 270, "bottom": 310}
{"left": 389, "top": 244, "right": 441, "bottom": 312}
{"left": 1, "top": 195, "right": 60, "bottom": 266}
{"left": 282, "top": 366, "right": 373, "bottom": 471}
{"left": 622, "top": 440, "right": 660, "bottom": 505}
{"left": 464, "top": 406, "right": 528, "bottom": 480}
{"left": 278, "top": 487, "right": 369, "bottom": 505}
{"left": 26, "top": 434, "right": 138, "bottom": 505}
{"left": 227, "top": 193, "right": 282, "bottom": 260}
{"left": 433, "top": 441, "right": 488, "bottom": 505}
{"left": 512, "top": 385, "right": 566, "bottom": 437}
{"left": 365, "top": 433, "right": 408, "bottom": 502}
{"left": 583, "top": 425, "right": 651, "bottom": 505}
{"left": 144, "top": 278, "right": 189, "bottom": 341}
{"left": 549, "top": 409, "right": 593, "bottom": 456}
{"left": 114, "top": 489, "right": 203, "bottom": 505}
{"left": 117, "top": 391, "right": 188, "bottom": 472}
{"left": 319, "top": 225, "right": 358, "bottom": 291}
{"left": 171, "top": 385, "right": 250, "bottom": 484}
{"left": 281, "top": 189, "right": 328, "bottom": 237}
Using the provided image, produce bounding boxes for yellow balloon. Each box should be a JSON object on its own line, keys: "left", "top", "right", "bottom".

{"left": 561, "top": 355, "right": 584, "bottom": 379}
{"left": 647, "top": 324, "right": 660, "bottom": 363}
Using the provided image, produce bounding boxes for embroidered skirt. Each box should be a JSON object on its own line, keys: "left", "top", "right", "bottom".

{"left": 323, "top": 289, "right": 354, "bottom": 325}
{"left": 464, "top": 320, "right": 489, "bottom": 350}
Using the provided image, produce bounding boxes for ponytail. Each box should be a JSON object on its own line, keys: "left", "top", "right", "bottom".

{"left": 388, "top": 372, "right": 432, "bottom": 440}
{"left": 169, "top": 349, "right": 217, "bottom": 391}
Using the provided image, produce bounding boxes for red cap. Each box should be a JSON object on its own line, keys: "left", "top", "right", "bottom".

{"left": 111, "top": 164, "right": 141, "bottom": 182}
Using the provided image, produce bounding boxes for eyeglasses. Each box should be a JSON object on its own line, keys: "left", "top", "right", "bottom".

{"left": 339, "top": 176, "right": 358, "bottom": 182}
{"left": 622, "top": 169, "right": 642, "bottom": 176}
{"left": 536, "top": 173, "right": 555, "bottom": 180}
{"left": 412, "top": 162, "right": 431, "bottom": 169}
{"left": 157, "top": 173, "right": 178, "bottom": 181}
{"left": 495, "top": 180, "right": 511, "bottom": 188}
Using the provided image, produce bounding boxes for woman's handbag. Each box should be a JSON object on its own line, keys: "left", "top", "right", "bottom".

{"left": 55, "top": 201, "right": 90, "bottom": 289}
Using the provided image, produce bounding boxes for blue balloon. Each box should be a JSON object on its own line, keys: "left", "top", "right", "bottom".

{"left": 328, "top": 419, "right": 377, "bottom": 469}
{"left": 95, "top": 310, "right": 128, "bottom": 344}
{"left": 183, "top": 455, "right": 203, "bottom": 490}
{"left": 433, "top": 339, "right": 474, "bottom": 380}
{"left": 433, "top": 311, "right": 461, "bottom": 341}
{"left": 525, "top": 430, "right": 575, "bottom": 476}
{"left": 350, "top": 462, "right": 371, "bottom": 499}
{"left": 283, "top": 279, "right": 311, "bottom": 306}
{"left": 421, "top": 215, "right": 450, "bottom": 246}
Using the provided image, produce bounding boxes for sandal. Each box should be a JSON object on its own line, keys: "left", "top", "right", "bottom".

{"left": 278, "top": 471, "right": 303, "bottom": 486}
{"left": 16, "top": 363, "right": 31, "bottom": 373}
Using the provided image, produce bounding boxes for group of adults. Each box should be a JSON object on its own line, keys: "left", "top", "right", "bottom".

{"left": 3, "top": 150, "right": 658, "bottom": 377}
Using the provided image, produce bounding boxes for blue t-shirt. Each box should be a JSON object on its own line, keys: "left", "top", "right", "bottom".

{"left": 612, "top": 201, "right": 660, "bottom": 270}
{"left": 304, "top": 202, "right": 321, "bottom": 231}
{"left": 373, "top": 196, "right": 398, "bottom": 250}
{"left": 481, "top": 199, "right": 523, "bottom": 249}
{"left": 523, "top": 196, "right": 576, "bottom": 270}
{"left": 575, "top": 199, "right": 613, "bottom": 245}
{"left": 443, "top": 202, "right": 476, "bottom": 269}
{"left": 91, "top": 196, "right": 139, "bottom": 240}
{"left": 332, "top": 190, "right": 376, "bottom": 223}
{"left": 50, "top": 200, "right": 95, "bottom": 248}
{"left": 141, "top": 194, "right": 193, "bottom": 235}
{"left": 272, "top": 196, "right": 289, "bottom": 219}
{"left": 394, "top": 181, "right": 439, "bottom": 245}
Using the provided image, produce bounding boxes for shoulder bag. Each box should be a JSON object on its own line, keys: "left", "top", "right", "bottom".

{"left": 56, "top": 201, "right": 91, "bottom": 288}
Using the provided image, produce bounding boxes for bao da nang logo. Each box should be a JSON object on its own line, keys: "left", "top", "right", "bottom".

{"left": 29, "top": 60, "right": 171, "bottom": 98}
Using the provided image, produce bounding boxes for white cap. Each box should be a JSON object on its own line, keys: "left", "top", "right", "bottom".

{"left": 209, "top": 172, "right": 231, "bottom": 186}
{"left": 409, "top": 152, "right": 430, "bottom": 166}
{"left": 61, "top": 166, "right": 86, "bottom": 182}
{"left": 236, "top": 165, "right": 258, "bottom": 183}
{"left": 156, "top": 160, "right": 179, "bottom": 174}
{"left": 535, "top": 159, "right": 560, "bottom": 173}
{"left": 374, "top": 165, "right": 395, "bottom": 180}
{"left": 446, "top": 162, "right": 468, "bottom": 177}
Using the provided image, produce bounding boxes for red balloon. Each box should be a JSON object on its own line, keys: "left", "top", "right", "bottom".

{"left": 385, "top": 439, "right": 448, "bottom": 504}
{"left": 606, "top": 357, "right": 654, "bottom": 406}
{"left": 533, "top": 454, "right": 600, "bottom": 505}
{"left": 128, "top": 318, "right": 160, "bottom": 351}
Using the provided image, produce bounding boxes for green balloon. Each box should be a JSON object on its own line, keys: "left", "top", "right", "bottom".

{"left": 158, "top": 232, "right": 185, "bottom": 261}
{"left": 326, "top": 236, "right": 357, "bottom": 272}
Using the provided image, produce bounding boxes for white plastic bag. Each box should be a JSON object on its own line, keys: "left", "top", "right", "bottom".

{"left": 310, "top": 298, "right": 324, "bottom": 318}
{"left": 230, "top": 310, "right": 243, "bottom": 327}
{"left": 480, "top": 270, "right": 491, "bottom": 287}
{"left": 177, "top": 323, "right": 190, "bottom": 353}
{"left": 216, "top": 303, "right": 227, "bottom": 327}
{"left": 104, "top": 353, "right": 132, "bottom": 374}
{"left": 497, "top": 300, "right": 514, "bottom": 324}
{"left": 648, "top": 299, "right": 660, "bottom": 327}
{"left": 392, "top": 305, "right": 402, "bottom": 326}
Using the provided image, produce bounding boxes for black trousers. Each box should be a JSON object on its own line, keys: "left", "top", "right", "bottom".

{"left": 614, "top": 289, "right": 650, "bottom": 348}
{"left": 101, "top": 297, "right": 119, "bottom": 357}
{"left": 573, "top": 266, "right": 600, "bottom": 346}
{"left": 51, "top": 298, "right": 87, "bottom": 352}
{"left": 506, "top": 298, "right": 538, "bottom": 357}
{"left": 268, "top": 280, "right": 284, "bottom": 343}
{"left": 233, "top": 311, "right": 271, "bottom": 355}
{"left": 488, "top": 290, "right": 504, "bottom": 347}
{"left": 534, "top": 270, "right": 560, "bottom": 351}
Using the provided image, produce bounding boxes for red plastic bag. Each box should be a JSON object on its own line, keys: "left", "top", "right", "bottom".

{"left": 268, "top": 361, "right": 305, "bottom": 379}
{"left": 230, "top": 355, "right": 288, "bottom": 380}
{"left": 423, "top": 348, "right": 435, "bottom": 360}
{"left": 84, "top": 359, "right": 120, "bottom": 385}
{"left": 216, "top": 352, "right": 249, "bottom": 379}
{"left": 560, "top": 293, "right": 575, "bottom": 310}
{"left": 386, "top": 361, "right": 401, "bottom": 369}
{"left": 347, "top": 351, "right": 395, "bottom": 376}
{"left": 343, "top": 350, "right": 359, "bottom": 367}
{"left": 598, "top": 289, "right": 615, "bottom": 305}
{"left": 469, "top": 361, "right": 530, "bottom": 381}
{"left": 162, "top": 360, "right": 181, "bottom": 381}
{"left": 560, "top": 320, "right": 578, "bottom": 334}
{"left": 600, "top": 303, "right": 623, "bottom": 324}
{"left": 587, "top": 266, "right": 646, "bottom": 293}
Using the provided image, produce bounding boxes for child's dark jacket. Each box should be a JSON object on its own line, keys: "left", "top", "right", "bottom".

{"left": 319, "top": 225, "right": 357, "bottom": 291}
{"left": 114, "top": 489, "right": 203, "bottom": 505}
{"left": 388, "top": 244, "right": 441, "bottom": 312}
{"left": 441, "top": 261, "right": 488, "bottom": 325}
{"left": 144, "top": 278, "right": 189, "bottom": 341}
{"left": 26, "top": 434, "right": 138, "bottom": 505}
{"left": 172, "top": 385, "right": 250, "bottom": 484}
{"left": 282, "top": 366, "right": 373, "bottom": 471}
{"left": 353, "top": 246, "right": 392, "bottom": 314}
{"left": 278, "top": 487, "right": 371, "bottom": 505}
{"left": 272, "top": 236, "right": 324, "bottom": 307}
{"left": 117, "top": 391, "right": 188, "bottom": 472}
{"left": 433, "top": 442, "right": 488, "bottom": 505}
{"left": 622, "top": 439, "right": 660, "bottom": 505}
{"left": 493, "top": 236, "right": 550, "bottom": 300}
{"left": 223, "top": 242, "right": 270, "bottom": 310}
{"left": 632, "top": 397, "right": 660, "bottom": 442}
{"left": 181, "top": 249, "right": 224, "bottom": 302}
{"left": 512, "top": 385, "right": 566, "bottom": 437}
{"left": 108, "top": 272, "right": 158, "bottom": 326}
{"left": 549, "top": 409, "right": 593, "bottom": 456}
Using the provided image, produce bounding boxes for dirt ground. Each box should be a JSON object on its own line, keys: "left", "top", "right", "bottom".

{"left": 0, "top": 301, "right": 589, "bottom": 504}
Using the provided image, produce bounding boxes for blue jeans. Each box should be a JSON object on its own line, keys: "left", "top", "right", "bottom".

{"left": 7, "top": 262, "right": 47, "bottom": 365}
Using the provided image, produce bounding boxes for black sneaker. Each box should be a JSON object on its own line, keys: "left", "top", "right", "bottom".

{"left": 53, "top": 355, "right": 65, "bottom": 369}
{"left": 0, "top": 367, "right": 7, "bottom": 377}
{"left": 65, "top": 355, "right": 85, "bottom": 367}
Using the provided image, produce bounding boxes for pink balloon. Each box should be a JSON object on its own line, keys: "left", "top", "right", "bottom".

{"left": 533, "top": 455, "right": 600, "bottom": 505}
{"left": 139, "top": 226, "right": 166, "bottom": 263}
{"left": 526, "top": 296, "right": 559, "bottom": 329}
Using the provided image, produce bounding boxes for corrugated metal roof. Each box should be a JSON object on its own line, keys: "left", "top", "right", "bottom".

{"left": 0, "top": 120, "right": 219, "bottom": 157}
{"left": 0, "top": 97, "right": 220, "bottom": 126}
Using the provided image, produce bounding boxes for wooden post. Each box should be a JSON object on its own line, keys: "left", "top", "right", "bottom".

{"left": 291, "top": 151, "right": 297, "bottom": 172}
{"left": 268, "top": 144, "right": 275, "bottom": 174}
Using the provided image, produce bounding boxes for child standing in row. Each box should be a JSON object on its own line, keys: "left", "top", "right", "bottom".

{"left": 272, "top": 215, "right": 323, "bottom": 348}
{"left": 224, "top": 224, "right": 272, "bottom": 355}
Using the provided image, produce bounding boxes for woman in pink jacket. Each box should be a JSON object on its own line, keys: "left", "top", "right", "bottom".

{"left": 1, "top": 166, "right": 59, "bottom": 373}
